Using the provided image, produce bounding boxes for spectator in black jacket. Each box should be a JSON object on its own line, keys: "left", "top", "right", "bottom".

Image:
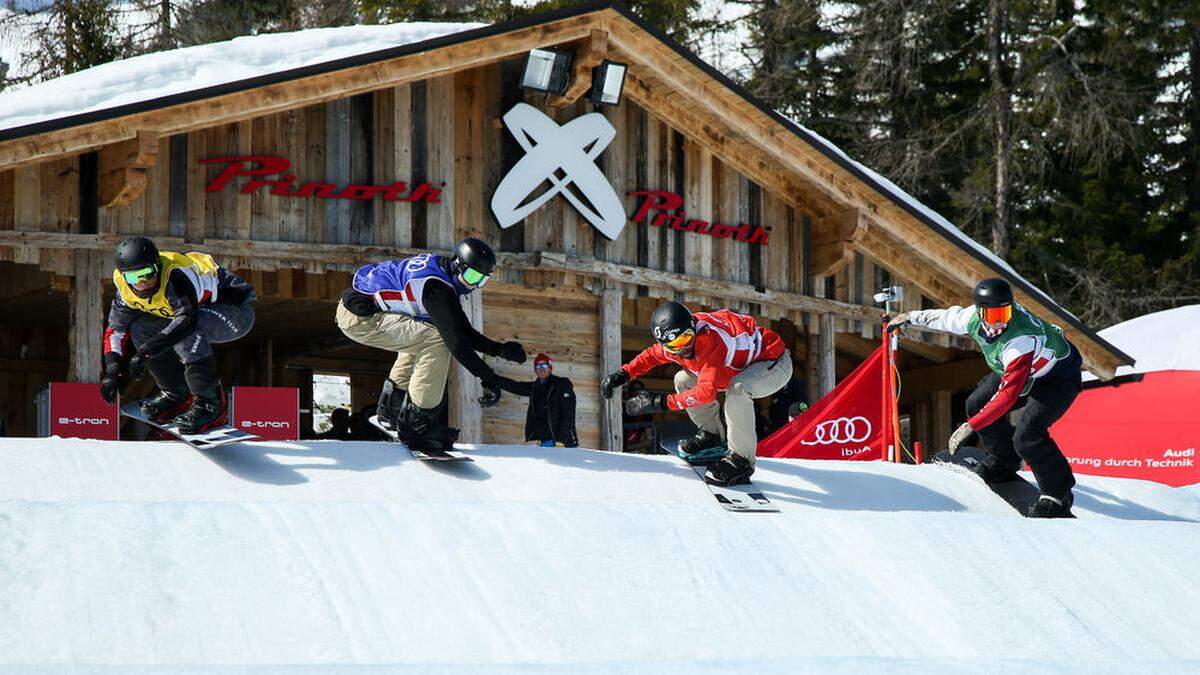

{"left": 498, "top": 353, "right": 578, "bottom": 447}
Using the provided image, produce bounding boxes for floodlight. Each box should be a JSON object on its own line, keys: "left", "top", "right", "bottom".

{"left": 588, "top": 60, "right": 627, "bottom": 106}
{"left": 521, "top": 48, "right": 573, "bottom": 95}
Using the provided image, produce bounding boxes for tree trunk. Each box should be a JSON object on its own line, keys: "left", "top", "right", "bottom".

{"left": 1189, "top": 23, "right": 1200, "bottom": 227}
{"left": 987, "top": 0, "right": 1013, "bottom": 259}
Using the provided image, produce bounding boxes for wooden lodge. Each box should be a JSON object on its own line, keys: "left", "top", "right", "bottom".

{"left": 0, "top": 2, "right": 1131, "bottom": 447}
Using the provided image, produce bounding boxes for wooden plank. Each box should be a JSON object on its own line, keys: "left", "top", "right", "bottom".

{"left": 449, "top": 291, "right": 484, "bottom": 442}
{"left": 642, "top": 112, "right": 661, "bottom": 271}
{"left": 13, "top": 165, "right": 39, "bottom": 230}
{"left": 302, "top": 104, "right": 327, "bottom": 244}
{"left": 185, "top": 130, "right": 205, "bottom": 242}
{"left": 818, "top": 312, "right": 836, "bottom": 396}
{"left": 324, "top": 98, "right": 351, "bottom": 245}
{"left": 251, "top": 113, "right": 282, "bottom": 242}
{"left": 599, "top": 281, "right": 622, "bottom": 452}
{"left": 811, "top": 208, "right": 867, "bottom": 276}
{"left": 348, "top": 93, "right": 373, "bottom": 246}
{"left": 67, "top": 250, "right": 105, "bottom": 383}
{"left": 142, "top": 137, "right": 170, "bottom": 236}
{"left": 454, "top": 67, "right": 486, "bottom": 243}
{"left": 0, "top": 170, "right": 13, "bottom": 230}
{"left": 931, "top": 390, "right": 953, "bottom": 454}
{"left": 391, "top": 84, "right": 414, "bottom": 247}
{"left": 425, "top": 74, "right": 456, "bottom": 250}
{"left": 548, "top": 29, "right": 609, "bottom": 107}
{"left": 372, "top": 88, "right": 396, "bottom": 246}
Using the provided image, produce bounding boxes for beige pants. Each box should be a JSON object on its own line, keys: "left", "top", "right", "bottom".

{"left": 674, "top": 350, "right": 793, "bottom": 462}
{"left": 335, "top": 302, "right": 451, "bottom": 409}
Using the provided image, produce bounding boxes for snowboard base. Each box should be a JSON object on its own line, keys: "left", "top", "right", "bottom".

{"left": 121, "top": 401, "right": 256, "bottom": 450}
{"left": 661, "top": 437, "right": 777, "bottom": 512}
{"left": 368, "top": 415, "right": 473, "bottom": 462}
{"left": 934, "top": 445, "right": 1071, "bottom": 517}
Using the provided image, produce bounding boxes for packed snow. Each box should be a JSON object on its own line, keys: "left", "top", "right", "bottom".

{"left": 0, "top": 22, "right": 482, "bottom": 133}
{"left": 1, "top": 436, "right": 1198, "bottom": 672}
{"left": 1081, "top": 304, "right": 1200, "bottom": 381}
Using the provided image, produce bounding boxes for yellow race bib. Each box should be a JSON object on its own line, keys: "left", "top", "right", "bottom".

{"left": 113, "top": 251, "right": 219, "bottom": 318}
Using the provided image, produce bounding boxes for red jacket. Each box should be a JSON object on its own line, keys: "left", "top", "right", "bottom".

{"left": 623, "top": 309, "right": 785, "bottom": 410}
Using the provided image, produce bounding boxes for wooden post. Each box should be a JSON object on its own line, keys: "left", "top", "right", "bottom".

{"left": 932, "top": 390, "right": 953, "bottom": 453}
{"left": 818, "top": 312, "right": 836, "bottom": 396}
{"left": 67, "top": 250, "right": 106, "bottom": 383}
{"left": 450, "top": 291, "right": 484, "bottom": 443}
{"left": 804, "top": 324, "right": 820, "bottom": 404}
{"left": 599, "top": 281, "right": 623, "bottom": 452}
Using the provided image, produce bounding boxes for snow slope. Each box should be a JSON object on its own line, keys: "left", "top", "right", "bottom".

{"left": 1, "top": 437, "right": 1198, "bottom": 672}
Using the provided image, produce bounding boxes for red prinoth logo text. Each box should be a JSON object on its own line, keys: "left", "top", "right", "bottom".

{"left": 628, "top": 190, "right": 770, "bottom": 246}
{"left": 201, "top": 155, "right": 442, "bottom": 204}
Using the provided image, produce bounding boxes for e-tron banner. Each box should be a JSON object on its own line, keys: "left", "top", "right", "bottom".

{"left": 231, "top": 386, "right": 299, "bottom": 441}
{"left": 758, "top": 347, "right": 886, "bottom": 460}
{"left": 49, "top": 382, "right": 119, "bottom": 440}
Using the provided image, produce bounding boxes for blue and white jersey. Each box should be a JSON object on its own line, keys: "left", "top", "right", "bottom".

{"left": 352, "top": 254, "right": 468, "bottom": 320}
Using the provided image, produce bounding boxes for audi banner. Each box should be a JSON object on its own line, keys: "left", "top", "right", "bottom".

{"left": 48, "top": 382, "right": 119, "bottom": 441}
{"left": 758, "top": 347, "right": 887, "bottom": 460}
{"left": 231, "top": 386, "right": 299, "bottom": 441}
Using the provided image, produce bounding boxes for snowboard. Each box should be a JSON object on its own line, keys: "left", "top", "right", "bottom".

{"left": 660, "top": 436, "right": 778, "bottom": 512}
{"left": 120, "top": 401, "right": 257, "bottom": 450}
{"left": 934, "top": 445, "right": 1071, "bottom": 517}
{"left": 368, "top": 415, "right": 473, "bottom": 462}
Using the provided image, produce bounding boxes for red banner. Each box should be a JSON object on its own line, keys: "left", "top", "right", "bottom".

{"left": 231, "top": 386, "right": 299, "bottom": 441}
{"left": 759, "top": 347, "right": 887, "bottom": 460}
{"left": 1052, "top": 371, "right": 1200, "bottom": 487}
{"left": 49, "top": 382, "right": 119, "bottom": 440}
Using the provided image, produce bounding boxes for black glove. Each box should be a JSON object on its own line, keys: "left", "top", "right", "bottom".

{"left": 625, "top": 392, "right": 666, "bottom": 416}
{"left": 479, "top": 375, "right": 502, "bottom": 408}
{"left": 601, "top": 369, "right": 630, "bottom": 400}
{"left": 128, "top": 352, "right": 148, "bottom": 380}
{"left": 99, "top": 352, "right": 125, "bottom": 404}
{"left": 498, "top": 341, "right": 526, "bottom": 364}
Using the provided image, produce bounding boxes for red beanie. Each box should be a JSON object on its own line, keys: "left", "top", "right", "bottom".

{"left": 534, "top": 353, "right": 552, "bottom": 371}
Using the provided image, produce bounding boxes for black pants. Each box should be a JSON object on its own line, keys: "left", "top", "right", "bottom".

{"left": 966, "top": 370, "right": 1081, "bottom": 498}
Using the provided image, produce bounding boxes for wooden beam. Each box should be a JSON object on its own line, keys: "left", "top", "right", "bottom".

{"left": 548, "top": 29, "right": 608, "bottom": 108}
{"left": 817, "top": 313, "right": 836, "bottom": 396}
{"left": 67, "top": 250, "right": 105, "bottom": 383}
{"left": 0, "top": 15, "right": 601, "bottom": 170}
{"left": 97, "top": 131, "right": 159, "bottom": 208}
{"left": 450, "top": 291, "right": 484, "bottom": 442}
{"left": 931, "top": 390, "right": 953, "bottom": 454}
{"left": 810, "top": 208, "right": 866, "bottom": 276}
{"left": 599, "top": 281, "right": 622, "bottom": 452}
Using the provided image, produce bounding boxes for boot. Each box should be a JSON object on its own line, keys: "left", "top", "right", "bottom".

{"left": 171, "top": 357, "right": 227, "bottom": 435}
{"left": 376, "top": 379, "right": 407, "bottom": 432}
{"left": 972, "top": 458, "right": 1022, "bottom": 484}
{"left": 1028, "top": 491, "right": 1074, "bottom": 518}
{"left": 705, "top": 452, "right": 755, "bottom": 486}
{"left": 140, "top": 355, "right": 189, "bottom": 422}
{"left": 396, "top": 398, "right": 459, "bottom": 453}
{"left": 678, "top": 429, "right": 725, "bottom": 464}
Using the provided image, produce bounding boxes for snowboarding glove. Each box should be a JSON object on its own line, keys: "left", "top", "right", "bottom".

{"left": 479, "top": 375, "right": 503, "bottom": 408}
{"left": 600, "top": 369, "right": 629, "bottom": 399}
{"left": 887, "top": 312, "right": 911, "bottom": 332}
{"left": 948, "top": 421, "right": 974, "bottom": 455}
{"left": 625, "top": 392, "right": 666, "bottom": 416}
{"left": 128, "top": 353, "right": 148, "bottom": 380}
{"left": 498, "top": 341, "right": 527, "bottom": 364}
{"left": 99, "top": 352, "right": 125, "bottom": 404}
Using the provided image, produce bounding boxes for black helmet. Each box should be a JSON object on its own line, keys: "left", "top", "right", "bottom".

{"left": 650, "top": 301, "right": 695, "bottom": 345}
{"left": 973, "top": 277, "right": 1013, "bottom": 307}
{"left": 115, "top": 236, "right": 159, "bottom": 272}
{"left": 452, "top": 237, "right": 496, "bottom": 276}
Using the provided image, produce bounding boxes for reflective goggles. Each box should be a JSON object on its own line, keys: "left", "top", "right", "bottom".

{"left": 121, "top": 265, "right": 157, "bottom": 285}
{"left": 534, "top": 363, "right": 551, "bottom": 371}
{"left": 979, "top": 304, "right": 1013, "bottom": 324}
{"left": 661, "top": 329, "right": 696, "bottom": 354}
{"left": 461, "top": 265, "right": 490, "bottom": 288}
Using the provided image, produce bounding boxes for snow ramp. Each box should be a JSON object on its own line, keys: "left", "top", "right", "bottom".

{"left": 1, "top": 438, "right": 1199, "bottom": 673}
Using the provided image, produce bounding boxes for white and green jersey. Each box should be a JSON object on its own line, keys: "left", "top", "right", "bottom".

{"left": 907, "top": 303, "right": 1072, "bottom": 396}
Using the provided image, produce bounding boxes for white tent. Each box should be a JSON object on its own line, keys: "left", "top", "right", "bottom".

{"left": 1082, "top": 305, "right": 1200, "bottom": 381}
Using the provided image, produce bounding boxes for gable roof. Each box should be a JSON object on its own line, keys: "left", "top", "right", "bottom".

{"left": 0, "top": 0, "right": 1132, "bottom": 376}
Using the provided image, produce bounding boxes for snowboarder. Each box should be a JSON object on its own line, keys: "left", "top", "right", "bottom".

{"left": 889, "top": 277, "right": 1083, "bottom": 518}
{"left": 99, "top": 236, "right": 257, "bottom": 433}
{"left": 600, "top": 301, "right": 793, "bottom": 486}
{"left": 496, "top": 353, "right": 579, "bottom": 447}
{"left": 336, "top": 237, "right": 525, "bottom": 452}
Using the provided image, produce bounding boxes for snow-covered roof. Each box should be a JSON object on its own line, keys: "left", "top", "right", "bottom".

{"left": 1081, "top": 305, "right": 1200, "bottom": 381}
{"left": 0, "top": 22, "right": 484, "bottom": 133}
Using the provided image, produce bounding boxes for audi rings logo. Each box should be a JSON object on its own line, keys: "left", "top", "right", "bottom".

{"left": 491, "top": 103, "right": 626, "bottom": 240}
{"left": 801, "top": 416, "right": 872, "bottom": 445}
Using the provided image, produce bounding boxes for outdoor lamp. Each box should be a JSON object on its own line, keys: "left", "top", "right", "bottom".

{"left": 521, "top": 48, "right": 573, "bottom": 95}
{"left": 588, "top": 60, "right": 627, "bottom": 106}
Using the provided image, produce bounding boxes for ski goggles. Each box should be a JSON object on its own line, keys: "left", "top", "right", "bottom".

{"left": 534, "top": 362, "right": 552, "bottom": 371}
{"left": 978, "top": 304, "right": 1013, "bottom": 324}
{"left": 661, "top": 329, "right": 696, "bottom": 354}
{"left": 121, "top": 265, "right": 158, "bottom": 285}
{"left": 461, "top": 265, "right": 490, "bottom": 288}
